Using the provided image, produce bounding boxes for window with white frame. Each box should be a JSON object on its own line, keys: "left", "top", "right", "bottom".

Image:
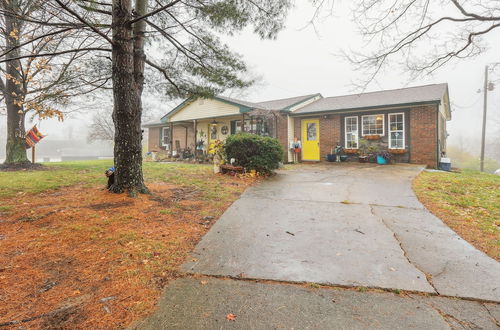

{"left": 388, "top": 113, "right": 405, "bottom": 149}
{"left": 345, "top": 116, "right": 359, "bottom": 148}
{"left": 362, "top": 114, "right": 384, "bottom": 136}
{"left": 161, "top": 127, "right": 170, "bottom": 147}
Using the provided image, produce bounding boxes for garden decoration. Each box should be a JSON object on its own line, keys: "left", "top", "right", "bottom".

{"left": 209, "top": 139, "right": 225, "bottom": 173}
{"left": 25, "top": 125, "right": 45, "bottom": 163}
{"left": 334, "top": 143, "right": 343, "bottom": 162}
{"left": 376, "top": 150, "right": 393, "bottom": 165}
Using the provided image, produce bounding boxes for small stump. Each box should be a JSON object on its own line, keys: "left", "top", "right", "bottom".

{"left": 220, "top": 164, "right": 245, "bottom": 175}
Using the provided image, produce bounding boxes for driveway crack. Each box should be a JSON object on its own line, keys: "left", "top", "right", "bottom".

{"left": 370, "top": 205, "right": 440, "bottom": 295}
{"left": 482, "top": 303, "right": 500, "bottom": 327}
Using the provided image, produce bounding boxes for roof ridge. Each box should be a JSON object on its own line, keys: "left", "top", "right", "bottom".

{"left": 256, "top": 93, "right": 320, "bottom": 104}
{"left": 321, "top": 83, "right": 448, "bottom": 100}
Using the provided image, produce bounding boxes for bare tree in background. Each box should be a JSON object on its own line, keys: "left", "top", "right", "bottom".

{"left": 312, "top": 0, "right": 500, "bottom": 85}
{"left": 6, "top": 0, "right": 294, "bottom": 195}
{"left": 0, "top": 0, "right": 108, "bottom": 165}
{"left": 87, "top": 109, "right": 114, "bottom": 142}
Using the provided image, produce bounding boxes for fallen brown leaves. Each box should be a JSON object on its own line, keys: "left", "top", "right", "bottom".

{"left": 0, "top": 176, "right": 255, "bottom": 328}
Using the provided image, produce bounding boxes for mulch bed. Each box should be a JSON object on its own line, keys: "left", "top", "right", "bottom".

{"left": 0, "top": 177, "right": 256, "bottom": 328}
{"left": 0, "top": 162, "right": 47, "bottom": 172}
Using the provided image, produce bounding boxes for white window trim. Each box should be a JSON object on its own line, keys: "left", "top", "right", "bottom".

{"left": 344, "top": 116, "right": 359, "bottom": 149}
{"left": 361, "top": 114, "right": 385, "bottom": 136}
{"left": 388, "top": 112, "right": 405, "bottom": 149}
{"left": 161, "top": 127, "right": 170, "bottom": 147}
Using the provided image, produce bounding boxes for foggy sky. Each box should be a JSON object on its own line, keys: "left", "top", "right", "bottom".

{"left": 1, "top": 2, "right": 499, "bottom": 158}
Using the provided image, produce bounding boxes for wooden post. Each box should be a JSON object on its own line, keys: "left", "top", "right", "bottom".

{"left": 193, "top": 119, "right": 197, "bottom": 151}
{"left": 31, "top": 146, "right": 35, "bottom": 164}
{"left": 169, "top": 122, "right": 174, "bottom": 152}
{"left": 241, "top": 114, "right": 245, "bottom": 132}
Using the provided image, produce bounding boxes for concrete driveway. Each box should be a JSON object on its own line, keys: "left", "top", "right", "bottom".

{"left": 183, "top": 164, "right": 500, "bottom": 302}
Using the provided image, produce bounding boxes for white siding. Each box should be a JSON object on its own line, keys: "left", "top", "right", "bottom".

{"left": 170, "top": 98, "right": 241, "bottom": 122}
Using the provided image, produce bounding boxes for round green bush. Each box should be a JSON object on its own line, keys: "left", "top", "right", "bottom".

{"left": 224, "top": 133, "right": 284, "bottom": 174}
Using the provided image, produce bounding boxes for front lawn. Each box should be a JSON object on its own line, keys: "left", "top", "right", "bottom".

{"left": 0, "top": 160, "right": 257, "bottom": 328}
{"left": 413, "top": 169, "right": 499, "bottom": 261}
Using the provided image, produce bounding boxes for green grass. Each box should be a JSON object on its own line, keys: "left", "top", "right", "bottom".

{"left": 0, "top": 160, "right": 215, "bottom": 198}
{"left": 414, "top": 169, "right": 499, "bottom": 260}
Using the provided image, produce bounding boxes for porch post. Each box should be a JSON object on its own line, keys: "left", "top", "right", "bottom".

{"left": 193, "top": 119, "right": 197, "bottom": 149}
{"left": 241, "top": 114, "right": 245, "bottom": 132}
{"left": 169, "top": 122, "right": 173, "bottom": 152}
{"left": 185, "top": 125, "right": 188, "bottom": 149}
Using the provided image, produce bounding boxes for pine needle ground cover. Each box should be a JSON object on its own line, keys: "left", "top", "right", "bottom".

{"left": 413, "top": 169, "right": 499, "bottom": 261}
{"left": 0, "top": 160, "right": 257, "bottom": 328}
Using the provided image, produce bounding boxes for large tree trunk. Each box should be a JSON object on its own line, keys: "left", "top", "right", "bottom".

{"left": 110, "top": 0, "right": 148, "bottom": 195}
{"left": 3, "top": 2, "right": 29, "bottom": 165}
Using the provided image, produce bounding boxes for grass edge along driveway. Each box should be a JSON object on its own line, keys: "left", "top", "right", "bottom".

{"left": 413, "top": 169, "right": 499, "bottom": 261}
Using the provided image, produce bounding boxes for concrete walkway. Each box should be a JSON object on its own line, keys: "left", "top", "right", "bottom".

{"left": 183, "top": 164, "right": 500, "bottom": 301}
{"left": 137, "top": 164, "right": 500, "bottom": 329}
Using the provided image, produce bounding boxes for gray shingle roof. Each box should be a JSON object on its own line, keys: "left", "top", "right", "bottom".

{"left": 293, "top": 83, "right": 448, "bottom": 114}
{"left": 256, "top": 93, "right": 320, "bottom": 110}
{"left": 216, "top": 95, "right": 262, "bottom": 109}
{"left": 218, "top": 93, "right": 320, "bottom": 111}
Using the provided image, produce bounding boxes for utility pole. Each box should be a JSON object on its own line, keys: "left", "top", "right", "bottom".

{"left": 480, "top": 65, "right": 488, "bottom": 172}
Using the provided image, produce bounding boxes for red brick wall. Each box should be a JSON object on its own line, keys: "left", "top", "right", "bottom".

{"left": 292, "top": 115, "right": 341, "bottom": 162}
{"left": 410, "top": 105, "right": 438, "bottom": 168}
{"left": 276, "top": 113, "right": 289, "bottom": 161}
{"left": 319, "top": 114, "right": 341, "bottom": 160}
{"left": 148, "top": 127, "right": 164, "bottom": 152}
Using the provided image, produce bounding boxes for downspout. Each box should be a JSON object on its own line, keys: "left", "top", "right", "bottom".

{"left": 436, "top": 104, "right": 440, "bottom": 169}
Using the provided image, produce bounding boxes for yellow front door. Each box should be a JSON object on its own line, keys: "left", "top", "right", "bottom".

{"left": 301, "top": 119, "right": 320, "bottom": 161}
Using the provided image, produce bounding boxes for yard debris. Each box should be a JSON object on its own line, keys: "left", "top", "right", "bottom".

{"left": 354, "top": 228, "right": 365, "bottom": 235}
{"left": 0, "top": 165, "right": 258, "bottom": 328}
{"left": 202, "top": 216, "right": 214, "bottom": 221}
{"left": 39, "top": 281, "right": 57, "bottom": 293}
{"left": 225, "top": 313, "right": 236, "bottom": 321}
{"left": 99, "top": 296, "right": 116, "bottom": 303}
{"left": 286, "top": 231, "right": 295, "bottom": 236}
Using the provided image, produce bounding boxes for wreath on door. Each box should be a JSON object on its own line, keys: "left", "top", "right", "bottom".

{"left": 221, "top": 126, "right": 228, "bottom": 135}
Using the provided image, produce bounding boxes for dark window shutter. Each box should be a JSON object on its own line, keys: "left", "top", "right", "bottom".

{"left": 230, "top": 121, "right": 236, "bottom": 135}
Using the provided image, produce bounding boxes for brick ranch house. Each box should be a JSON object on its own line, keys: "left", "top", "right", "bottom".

{"left": 144, "top": 83, "right": 451, "bottom": 168}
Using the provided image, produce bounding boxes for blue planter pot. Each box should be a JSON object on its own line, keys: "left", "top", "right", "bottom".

{"left": 326, "top": 154, "right": 336, "bottom": 162}
{"left": 376, "top": 155, "right": 388, "bottom": 165}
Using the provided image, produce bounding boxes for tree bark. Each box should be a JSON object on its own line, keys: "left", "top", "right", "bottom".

{"left": 3, "top": 1, "right": 29, "bottom": 165}
{"left": 110, "top": 0, "right": 148, "bottom": 195}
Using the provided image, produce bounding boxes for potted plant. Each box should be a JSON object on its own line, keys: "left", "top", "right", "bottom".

{"left": 376, "top": 150, "right": 392, "bottom": 165}
{"left": 358, "top": 139, "right": 369, "bottom": 163}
